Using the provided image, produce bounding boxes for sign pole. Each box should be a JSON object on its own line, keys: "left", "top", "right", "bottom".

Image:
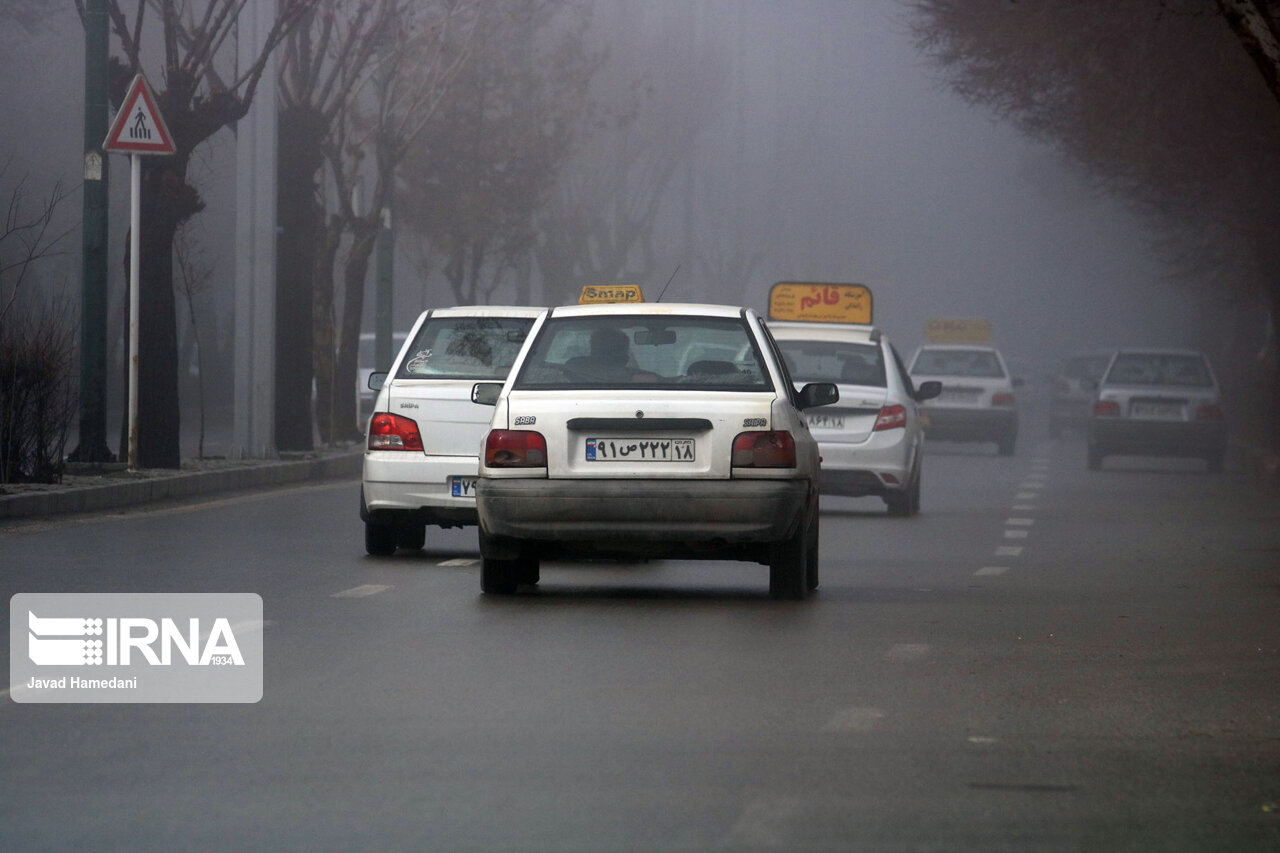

{"left": 128, "top": 153, "right": 141, "bottom": 471}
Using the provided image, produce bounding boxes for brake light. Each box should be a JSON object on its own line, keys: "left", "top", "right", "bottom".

{"left": 1195, "top": 403, "right": 1223, "bottom": 420}
{"left": 485, "top": 430, "right": 547, "bottom": 467}
{"left": 732, "top": 431, "right": 796, "bottom": 468}
{"left": 368, "top": 413, "right": 423, "bottom": 451}
{"left": 873, "top": 404, "right": 907, "bottom": 431}
{"left": 991, "top": 392, "right": 1016, "bottom": 407}
{"left": 1093, "top": 400, "right": 1121, "bottom": 417}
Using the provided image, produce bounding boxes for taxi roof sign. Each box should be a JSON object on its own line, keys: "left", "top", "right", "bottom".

{"left": 925, "top": 317, "right": 991, "bottom": 343}
{"left": 104, "top": 74, "right": 176, "bottom": 156}
{"left": 768, "top": 282, "right": 872, "bottom": 324}
{"left": 579, "top": 284, "right": 644, "bottom": 304}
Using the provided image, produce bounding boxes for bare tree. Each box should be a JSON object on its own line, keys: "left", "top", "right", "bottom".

{"left": 74, "top": 0, "right": 317, "bottom": 468}
{"left": 173, "top": 220, "right": 213, "bottom": 459}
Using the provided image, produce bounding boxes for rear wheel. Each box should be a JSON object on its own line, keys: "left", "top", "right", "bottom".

{"left": 805, "top": 500, "right": 820, "bottom": 591}
{"left": 997, "top": 433, "right": 1017, "bottom": 456}
{"left": 770, "top": 510, "right": 810, "bottom": 600}
{"left": 1087, "top": 445, "right": 1103, "bottom": 471}
{"left": 481, "top": 557, "right": 520, "bottom": 595}
{"left": 365, "top": 522, "right": 397, "bottom": 556}
{"left": 396, "top": 525, "right": 425, "bottom": 551}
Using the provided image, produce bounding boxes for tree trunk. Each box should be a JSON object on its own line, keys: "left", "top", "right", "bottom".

{"left": 312, "top": 215, "right": 342, "bottom": 444}
{"left": 334, "top": 224, "right": 377, "bottom": 442}
{"left": 274, "top": 105, "right": 327, "bottom": 452}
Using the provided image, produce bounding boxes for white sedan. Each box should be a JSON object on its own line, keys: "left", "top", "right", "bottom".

{"left": 769, "top": 322, "right": 940, "bottom": 516}
{"left": 360, "top": 305, "right": 544, "bottom": 555}
{"left": 472, "top": 302, "right": 839, "bottom": 599}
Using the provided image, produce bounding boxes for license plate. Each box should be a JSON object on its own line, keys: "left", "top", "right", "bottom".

{"left": 939, "top": 389, "right": 980, "bottom": 404}
{"left": 807, "top": 413, "right": 845, "bottom": 430}
{"left": 450, "top": 476, "right": 478, "bottom": 497}
{"left": 585, "top": 438, "right": 694, "bottom": 462}
{"left": 1130, "top": 401, "right": 1183, "bottom": 420}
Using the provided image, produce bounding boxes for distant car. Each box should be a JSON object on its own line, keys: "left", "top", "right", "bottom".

{"left": 472, "top": 302, "right": 838, "bottom": 599}
{"left": 908, "top": 344, "right": 1020, "bottom": 455}
{"left": 1085, "top": 348, "right": 1227, "bottom": 472}
{"left": 769, "top": 321, "right": 940, "bottom": 516}
{"left": 1048, "top": 351, "right": 1113, "bottom": 438}
{"left": 358, "top": 331, "right": 408, "bottom": 418}
{"left": 360, "top": 306, "right": 544, "bottom": 556}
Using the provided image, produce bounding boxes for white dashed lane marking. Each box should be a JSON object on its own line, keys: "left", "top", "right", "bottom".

{"left": 885, "top": 643, "right": 930, "bottom": 662}
{"left": 438, "top": 558, "right": 479, "bottom": 567}
{"left": 1003, "top": 529, "right": 1029, "bottom": 539}
{"left": 822, "top": 707, "right": 886, "bottom": 732}
{"left": 995, "top": 545, "right": 1023, "bottom": 557}
{"left": 1005, "top": 517, "right": 1034, "bottom": 526}
{"left": 975, "top": 566, "right": 1009, "bottom": 576}
{"left": 331, "top": 584, "right": 393, "bottom": 598}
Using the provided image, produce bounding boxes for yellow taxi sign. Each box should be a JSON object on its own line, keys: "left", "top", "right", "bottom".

{"left": 925, "top": 317, "right": 991, "bottom": 343}
{"left": 768, "top": 282, "right": 872, "bottom": 324}
{"left": 579, "top": 284, "right": 644, "bottom": 304}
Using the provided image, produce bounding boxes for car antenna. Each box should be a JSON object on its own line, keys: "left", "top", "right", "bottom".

{"left": 655, "top": 264, "right": 681, "bottom": 303}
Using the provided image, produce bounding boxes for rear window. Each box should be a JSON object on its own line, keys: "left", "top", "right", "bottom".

{"left": 1104, "top": 353, "right": 1214, "bottom": 387}
{"left": 512, "top": 315, "right": 772, "bottom": 391}
{"left": 911, "top": 348, "right": 1006, "bottom": 378}
{"left": 395, "top": 316, "right": 536, "bottom": 380}
{"left": 1062, "top": 355, "right": 1110, "bottom": 381}
{"left": 777, "top": 340, "right": 885, "bottom": 387}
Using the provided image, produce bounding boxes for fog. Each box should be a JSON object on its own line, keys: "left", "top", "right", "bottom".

{"left": 0, "top": 1, "right": 1226, "bottom": 455}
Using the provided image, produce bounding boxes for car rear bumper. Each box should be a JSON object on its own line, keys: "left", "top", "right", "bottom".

{"left": 921, "top": 407, "right": 1017, "bottom": 442}
{"left": 362, "top": 451, "right": 480, "bottom": 525}
{"left": 815, "top": 438, "right": 913, "bottom": 497}
{"left": 476, "top": 477, "right": 809, "bottom": 545}
{"left": 1088, "top": 419, "right": 1227, "bottom": 458}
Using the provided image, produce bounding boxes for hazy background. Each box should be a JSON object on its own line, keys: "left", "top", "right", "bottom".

{"left": 2, "top": 1, "right": 1226, "bottom": 453}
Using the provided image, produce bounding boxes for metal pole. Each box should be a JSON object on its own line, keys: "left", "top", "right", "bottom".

{"left": 127, "top": 154, "right": 141, "bottom": 470}
{"left": 375, "top": 202, "right": 393, "bottom": 370}
{"left": 69, "top": 0, "right": 114, "bottom": 463}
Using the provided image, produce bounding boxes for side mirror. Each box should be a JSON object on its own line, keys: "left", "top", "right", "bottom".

{"left": 796, "top": 382, "right": 839, "bottom": 410}
{"left": 1013, "top": 376, "right": 1026, "bottom": 388}
{"left": 471, "top": 382, "right": 503, "bottom": 406}
{"left": 368, "top": 371, "right": 387, "bottom": 392}
{"left": 915, "top": 380, "right": 942, "bottom": 402}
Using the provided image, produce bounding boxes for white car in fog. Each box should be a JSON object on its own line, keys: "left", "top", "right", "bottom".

{"left": 360, "top": 306, "right": 544, "bottom": 555}
{"left": 770, "top": 321, "right": 940, "bottom": 516}
{"left": 471, "top": 302, "right": 838, "bottom": 599}
{"left": 909, "top": 344, "right": 1020, "bottom": 456}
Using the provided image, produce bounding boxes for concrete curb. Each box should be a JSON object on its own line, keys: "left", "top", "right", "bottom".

{"left": 0, "top": 451, "right": 362, "bottom": 520}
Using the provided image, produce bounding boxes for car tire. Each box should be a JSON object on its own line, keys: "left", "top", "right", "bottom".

{"left": 908, "top": 465, "right": 922, "bottom": 516}
{"left": 1087, "top": 445, "right": 1103, "bottom": 471}
{"left": 805, "top": 499, "right": 820, "bottom": 591}
{"left": 396, "top": 525, "right": 426, "bottom": 551}
{"left": 516, "top": 554, "right": 541, "bottom": 586}
{"left": 365, "top": 522, "right": 397, "bottom": 556}
{"left": 997, "top": 434, "right": 1017, "bottom": 456}
{"left": 769, "top": 512, "right": 809, "bottom": 601}
{"left": 481, "top": 556, "right": 520, "bottom": 595}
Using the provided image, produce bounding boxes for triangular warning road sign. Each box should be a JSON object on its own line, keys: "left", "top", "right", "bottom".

{"left": 104, "top": 74, "right": 176, "bottom": 155}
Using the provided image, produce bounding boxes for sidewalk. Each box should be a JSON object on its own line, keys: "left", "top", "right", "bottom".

{"left": 0, "top": 446, "right": 362, "bottom": 521}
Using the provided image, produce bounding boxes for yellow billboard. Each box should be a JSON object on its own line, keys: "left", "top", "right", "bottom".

{"left": 768, "top": 282, "right": 872, "bottom": 324}
{"left": 579, "top": 284, "right": 644, "bottom": 304}
{"left": 924, "top": 317, "right": 991, "bottom": 343}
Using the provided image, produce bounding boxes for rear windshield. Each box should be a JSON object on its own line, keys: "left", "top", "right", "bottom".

{"left": 395, "top": 316, "right": 536, "bottom": 380}
{"left": 777, "top": 340, "right": 885, "bottom": 387}
{"left": 1104, "top": 353, "right": 1214, "bottom": 387}
{"left": 1062, "top": 355, "right": 1111, "bottom": 381}
{"left": 512, "top": 314, "right": 773, "bottom": 391}
{"left": 911, "top": 348, "right": 1006, "bottom": 378}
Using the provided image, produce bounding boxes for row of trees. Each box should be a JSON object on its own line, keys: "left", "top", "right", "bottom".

{"left": 909, "top": 0, "right": 1280, "bottom": 442}
{"left": 67, "top": 0, "right": 702, "bottom": 462}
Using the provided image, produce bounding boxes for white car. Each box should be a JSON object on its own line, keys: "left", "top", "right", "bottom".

{"left": 769, "top": 322, "right": 940, "bottom": 516}
{"left": 357, "top": 330, "right": 408, "bottom": 418}
{"left": 909, "top": 344, "right": 1020, "bottom": 456}
{"left": 360, "top": 306, "right": 544, "bottom": 555}
{"left": 472, "top": 303, "right": 839, "bottom": 599}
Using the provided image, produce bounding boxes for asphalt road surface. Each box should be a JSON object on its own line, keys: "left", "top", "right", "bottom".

{"left": 3, "top": 429, "right": 1279, "bottom": 851}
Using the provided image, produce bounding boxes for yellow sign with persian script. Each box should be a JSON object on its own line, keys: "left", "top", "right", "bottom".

{"left": 768, "top": 282, "right": 872, "bottom": 324}
{"left": 579, "top": 285, "right": 644, "bottom": 304}
{"left": 924, "top": 317, "right": 991, "bottom": 343}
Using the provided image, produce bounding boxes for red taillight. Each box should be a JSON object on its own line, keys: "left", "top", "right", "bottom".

{"left": 485, "top": 430, "right": 547, "bottom": 467}
{"left": 1195, "top": 403, "right": 1223, "bottom": 420}
{"left": 367, "top": 413, "right": 423, "bottom": 451}
{"left": 1093, "top": 400, "right": 1121, "bottom": 417}
{"left": 732, "top": 431, "right": 796, "bottom": 468}
{"left": 991, "top": 392, "right": 1016, "bottom": 407}
{"left": 873, "top": 404, "right": 907, "bottom": 431}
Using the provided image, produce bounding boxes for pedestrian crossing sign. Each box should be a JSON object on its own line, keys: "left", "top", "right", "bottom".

{"left": 104, "top": 74, "right": 176, "bottom": 156}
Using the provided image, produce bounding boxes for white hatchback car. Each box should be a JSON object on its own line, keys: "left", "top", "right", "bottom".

{"left": 909, "top": 344, "right": 1020, "bottom": 456}
{"left": 472, "top": 303, "right": 839, "bottom": 599}
{"left": 361, "top": 306, "right": 544, "bottom": 556}
{"left": 770, "top": 322, "right": 940, "bottom": 516}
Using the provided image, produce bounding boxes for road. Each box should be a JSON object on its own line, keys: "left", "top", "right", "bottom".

{"left": 3, "top": 426, "right": 1279, "bottom": 851}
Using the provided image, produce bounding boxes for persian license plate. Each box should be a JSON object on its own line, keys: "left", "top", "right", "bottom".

{"left": 1130, "top": 401, "right": 1183, "bottom": 420}
{"left": 585, "top": 438, "right": 694, "bottom": 462}
{"left": 806, "top": 413, "right": 845, "bottom": 430}
{"left": 939, "top": 388, "right": 980, "bottom": 404}
{"left": 450, "top": 476, "right": 478, "bottom": 497}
